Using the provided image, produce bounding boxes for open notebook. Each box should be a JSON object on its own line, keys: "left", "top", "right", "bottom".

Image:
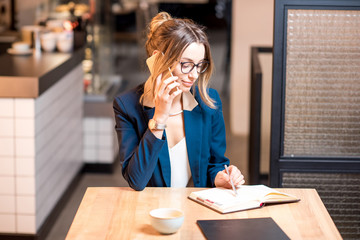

{"left": 188, "top": 185, "right": 300, "bottom": 214}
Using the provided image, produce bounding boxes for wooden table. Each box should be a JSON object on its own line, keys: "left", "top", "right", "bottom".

{"left": 66, "top": 187, "right": 342, "bottom": 240}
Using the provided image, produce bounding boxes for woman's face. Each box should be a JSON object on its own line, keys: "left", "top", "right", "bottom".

{"left": 172, "top": 42, "right": 206, "bottom": 92}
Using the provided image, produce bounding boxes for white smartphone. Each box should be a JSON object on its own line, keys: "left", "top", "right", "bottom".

{"left": 146, "top": 52, "right": 158, "bottom": 75}
{"left": 146, "top": 52, "right": 179, "bottom": 90}
{"left": 146, "top": 52, "right": 175, "bottom": 77}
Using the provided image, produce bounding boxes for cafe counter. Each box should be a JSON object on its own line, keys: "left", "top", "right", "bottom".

{"left": 0, "top": 48, "right": 84, "bottom": 97}
{"left": 0, "top": 49, "right": 84, "bottom": 238}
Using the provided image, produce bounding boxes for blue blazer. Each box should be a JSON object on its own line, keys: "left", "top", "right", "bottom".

{"left": 113, "top": 84, "right": 229, "bottom": 191}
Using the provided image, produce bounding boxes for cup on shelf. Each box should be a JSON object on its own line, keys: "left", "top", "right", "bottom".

{"left": 7, "top": 41, "right": 32, "bottom": 55}
{"left": 12, "top": 41, "right": 30, "bottom": 52}
{"left": 56, "top": 31, "right": 74, "bottom": 53}
{"left": 40, "top": 32, "right": 57, "bottom": 52}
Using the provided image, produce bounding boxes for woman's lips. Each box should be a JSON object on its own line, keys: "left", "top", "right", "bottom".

{"left": 182, "top": 80, "right": 193, "bottom": 87}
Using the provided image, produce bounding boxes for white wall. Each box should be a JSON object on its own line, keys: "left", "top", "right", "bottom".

{"left": 83, "top": 117, "right": 118, "bottom": 164}
{"left": 230, "top": 0, "right": 274, "bottom": 135}
{"left": 0, "top": 65, "right": 83, "bottom": 234}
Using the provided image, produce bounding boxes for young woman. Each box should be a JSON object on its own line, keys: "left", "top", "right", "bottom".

{"left": 113, "top": 12, "right": 245, "bottom": 191}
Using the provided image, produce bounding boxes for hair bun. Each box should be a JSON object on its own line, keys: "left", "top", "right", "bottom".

{"left": 148, "top": 12, "right": 172, "bottom": 37}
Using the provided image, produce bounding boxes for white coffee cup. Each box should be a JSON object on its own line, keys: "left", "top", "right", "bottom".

{"left": 41, "top": 32, "right": 57, "bottom": 52}
{"left": 12, "top": 41, "right": 30, "bottom": 52}
{"left": 57, "top": 31, "right": 74, "bottom": 53}
{"left": 149, "top": 208, "right": 184, "bottom": 234}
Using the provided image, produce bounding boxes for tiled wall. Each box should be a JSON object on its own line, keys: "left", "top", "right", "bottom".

{"left": 83, "top": 117, "right": 118, "bottom": 164}
{"left": 0, "top": 64, "right": 83, "bottom": 234}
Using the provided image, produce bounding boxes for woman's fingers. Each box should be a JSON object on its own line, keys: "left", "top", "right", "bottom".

{"left": 153, "top": 75, "right": 182, "bottom": 121}
{"left": 157, "top": 76, "right": 178, "bottom": 96}
{"left": 235, "top": 177, "right": 245, "bottom": 187}
{"left": 214, "top": 170, "right": 230, "bottom": 188}
{"left": 154, "top": 73, "right": 163, "bottom": 96}
{"left": 215, "top": 166, "right": 245, "bottom": 189}
{"left": 163, "top": 81, "right": 180, "bottom": 96}
{"left": 170, "top": 88, "right": 182, "bottom": 98}
{"left": 228, "top": 165, "right": 245, "bottom": 186}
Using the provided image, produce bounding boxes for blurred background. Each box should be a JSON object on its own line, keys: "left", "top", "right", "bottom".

{"left": 1, "top": 1, "right": 359, "bottom": 239}
{"left": 0, "top": 0, "right": 274, "bottom": 239}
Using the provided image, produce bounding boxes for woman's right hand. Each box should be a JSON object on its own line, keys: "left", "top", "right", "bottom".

{"left": 152, "top": 73, "right": 182, "bottom": 124}
{"left": 214, "top": 165, "right": 245, "bottom": 188}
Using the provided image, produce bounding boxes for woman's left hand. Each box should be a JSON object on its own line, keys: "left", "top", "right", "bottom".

{"left": 214, "top": 165, "right": 245, "bottom": 188}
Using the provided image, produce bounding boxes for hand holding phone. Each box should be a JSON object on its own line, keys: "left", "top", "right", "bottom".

{"left": 146, "top": 52, "right": 179, "bottom": 91}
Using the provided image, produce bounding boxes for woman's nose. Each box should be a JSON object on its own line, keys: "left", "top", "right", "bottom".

{"left": 188, "top": 67, "right": 199, "bottom": 79}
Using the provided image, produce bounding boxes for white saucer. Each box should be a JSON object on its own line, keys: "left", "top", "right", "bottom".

{"left": 7, "top": 48, "right": 33, "bottom": 56}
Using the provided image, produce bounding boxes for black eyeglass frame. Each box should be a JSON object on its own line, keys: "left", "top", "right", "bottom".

{"left": 179, "top": 61, "right": 210, "bottom": 74}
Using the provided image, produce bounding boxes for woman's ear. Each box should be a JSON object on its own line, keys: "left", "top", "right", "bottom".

{"left": 152, "top": 50, "right": 160, "bottom": 56}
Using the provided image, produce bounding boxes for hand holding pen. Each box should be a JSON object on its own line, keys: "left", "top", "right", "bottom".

{"left": 225, "top": 165, "right": 238, "bottom": 196}
{"left": 214, "top": 165, "right": 245, "bottom": 193}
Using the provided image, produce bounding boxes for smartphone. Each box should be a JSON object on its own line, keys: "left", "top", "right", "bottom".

{"left": 146, "top": 52, "right": 158, "bottom": 75}
{"left": 146, "top": 52, "right": 179, "bottom": 90}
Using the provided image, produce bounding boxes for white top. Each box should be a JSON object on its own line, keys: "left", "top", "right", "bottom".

{"left": 169, "top": 137, "right": 191, "bottom": 187}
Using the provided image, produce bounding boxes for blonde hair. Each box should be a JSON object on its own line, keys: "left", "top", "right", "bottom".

{"left": 141, "top": 12, "right": 215, "bottom": 108}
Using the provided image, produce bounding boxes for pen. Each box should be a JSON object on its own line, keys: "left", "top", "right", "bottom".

{"left": 224, "top": 165, "right": 238, "bottom": 196}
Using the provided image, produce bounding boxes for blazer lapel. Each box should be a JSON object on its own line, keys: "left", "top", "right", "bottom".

{"left": 143, "top": 107, "right": 171, "bottom": 187}
{"left": 184, "top": 105, "right": 203, "bottom": 186}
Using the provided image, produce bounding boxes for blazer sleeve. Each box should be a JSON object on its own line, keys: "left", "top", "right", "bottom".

{"left": 207, "top": 89, "right": 230, "bottom": 186}
{"left": 113, "top": 95, "right": 165, "bottom": 191}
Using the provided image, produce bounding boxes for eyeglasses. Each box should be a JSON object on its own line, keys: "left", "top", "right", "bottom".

{"left": 180, "top": 61, "right": 210, "bottom": 74}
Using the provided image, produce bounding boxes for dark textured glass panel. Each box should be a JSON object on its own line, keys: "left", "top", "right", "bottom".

{"left": 284, "top": 10, "right": 360, "bottom": 157}
{"left": 282, "top": 172, "right": 360, "bottom": 240}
